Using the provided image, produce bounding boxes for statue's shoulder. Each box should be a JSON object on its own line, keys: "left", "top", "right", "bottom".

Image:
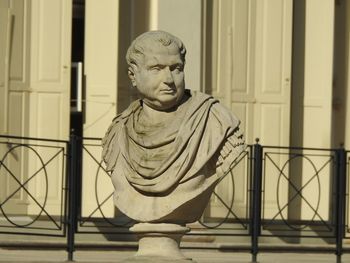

{"left": 116, "top": 100, "right": 141, "bottom": 122}
{"left": 188, "top": 90, "right": 213, "bottom": 101}
{"left": 211, "top": 100, "right": 240, "bottom": 128}
{"left": 189, "top": 90, "right": 236, "bottom": 117}
{"left": 105, "top": 100, "right": 141, "bottom": 130}
{"left": 191, "top": 90, "right": 240, "bottom": 128}
{"left": 101, "top": 100, "right": 141, "bottom": 171}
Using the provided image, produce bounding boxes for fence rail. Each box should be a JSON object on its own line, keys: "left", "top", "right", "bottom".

{"left": 0, "top": 134, "right": 349, "bottom": 262}
{"left": 0, "top": 136, "right": 68, "bottom": 238}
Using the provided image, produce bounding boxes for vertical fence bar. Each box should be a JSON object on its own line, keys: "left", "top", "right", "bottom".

{"left": 75, "top": 136, "right": 83, "bottom": 225}
{"left": 251, "top": 140, "right": 263, "bottom": 263}
{"left": 335, "top": 148, "right": 346, "bottom": 263}
{"left": 70, "top": 113, "right": 83, "bottom": 221}
{"left": 64, "top": 139, "right": 71, "bottom": 238}
{"left": 67, "top": 134, "right": 77, "bottom": 261}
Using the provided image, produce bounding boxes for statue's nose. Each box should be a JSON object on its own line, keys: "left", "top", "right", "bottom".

{"left": 163, "top": 67, "right": 174, "bottom": 84}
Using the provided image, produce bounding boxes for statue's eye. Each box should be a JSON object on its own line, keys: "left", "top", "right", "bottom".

{"left": 150, "top": 65, "right": 162, "bottom": 72}
{"left": 171, "top": 65, "right": 183, "bottom": 72}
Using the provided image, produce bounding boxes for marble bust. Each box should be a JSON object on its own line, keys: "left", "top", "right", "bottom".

{"left": 102, "top": 31, "right": 245, "bottom": 261}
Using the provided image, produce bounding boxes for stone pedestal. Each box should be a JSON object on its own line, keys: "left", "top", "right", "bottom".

{"left": 123, "top": 223, "right": 194, "bottom": 262}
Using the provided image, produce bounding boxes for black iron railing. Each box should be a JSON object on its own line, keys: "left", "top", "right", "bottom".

{"left": 0, "top": 135, "right": 68, "bottom": 237}
{"left": 0, "top": 134, "right": 349, "bottom": 262}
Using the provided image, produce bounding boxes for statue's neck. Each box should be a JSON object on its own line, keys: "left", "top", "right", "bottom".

{"left": 140, "top": 93, "right": 190, "bottom": 125}
{"left": 141, "top": 103, "right": 177, "bottom": 124}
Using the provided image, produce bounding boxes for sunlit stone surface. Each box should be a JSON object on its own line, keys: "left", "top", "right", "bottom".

{"left": 102, "top": 31, "right": 245, "bottom": 262}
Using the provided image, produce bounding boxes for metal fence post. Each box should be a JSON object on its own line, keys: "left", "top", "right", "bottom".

{"left": 67, "top": 134, "right": 78, "bottom": 261}
{"left": 335, "top": 147, "right": 346, "bottom": 263}
{"left": 251, "top": 139, "right": 263, "bottom": 263}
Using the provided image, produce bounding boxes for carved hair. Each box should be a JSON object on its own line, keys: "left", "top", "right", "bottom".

{"left": 126, "top": 30, "right": 186, "bottom": 67}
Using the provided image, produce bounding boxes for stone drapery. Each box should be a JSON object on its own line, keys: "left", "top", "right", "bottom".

{"left": 102, "top": 90, "right": 245, "bottom": 222}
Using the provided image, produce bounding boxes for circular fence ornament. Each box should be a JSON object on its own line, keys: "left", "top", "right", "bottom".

{"left": 276, "top": 154, "right": 321, "bottom": 231}
{"left": 95, "top": 161, "right": 133, "bottom": 227}
{"left": 198, "top": 170, "right": 236, "bottom": 229}
{"left": 0, "top": 144, "right": 48, "bottom": 227}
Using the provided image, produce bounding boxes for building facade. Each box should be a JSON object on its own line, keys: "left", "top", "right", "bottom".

{"left": 0, "top": 0, "right": 350, "bottom": 229}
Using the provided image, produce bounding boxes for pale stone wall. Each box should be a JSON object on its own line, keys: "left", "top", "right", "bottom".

{"left": 1, "top": 0, "right": 349, "bottom": 222}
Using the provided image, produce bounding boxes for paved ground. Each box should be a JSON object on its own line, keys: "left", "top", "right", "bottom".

{"left": 1, "top": 231, "right": 350, "bottom": 262}
{"left": 0, "top": 249, "right": 349, "bottom": 263}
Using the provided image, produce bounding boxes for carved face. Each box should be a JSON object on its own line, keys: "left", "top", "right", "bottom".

{"left": 128, "top": 44, "right": 185, "bottom": 111}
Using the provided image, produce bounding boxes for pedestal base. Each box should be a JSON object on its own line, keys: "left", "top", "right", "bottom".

{"left": 123, "top": 223, "right": 194, "bottom": 262}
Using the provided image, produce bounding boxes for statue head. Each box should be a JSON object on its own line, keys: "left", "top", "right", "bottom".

{"left": 126, "top": 31, "right": 187, "bottom": 111}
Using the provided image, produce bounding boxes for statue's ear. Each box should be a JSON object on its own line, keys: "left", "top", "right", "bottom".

{"left": 128, "top": 66, "right": 137, "bottom": 87}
